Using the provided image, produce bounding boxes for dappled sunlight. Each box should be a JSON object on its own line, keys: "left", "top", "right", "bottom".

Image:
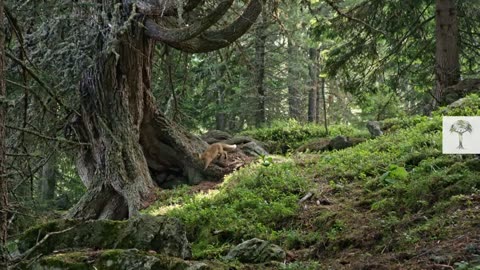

{"left": 148, "top": 204, "right": 182, "bottom": 216}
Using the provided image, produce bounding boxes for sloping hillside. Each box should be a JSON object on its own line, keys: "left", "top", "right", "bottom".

{"left": 145, "top": 95, "right": 480, "bottom": 269}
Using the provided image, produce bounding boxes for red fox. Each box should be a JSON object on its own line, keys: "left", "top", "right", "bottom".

{"left": 199, "top": 143, "right": 237, "bottom": 169}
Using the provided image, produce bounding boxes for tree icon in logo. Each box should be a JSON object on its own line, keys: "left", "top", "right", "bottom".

{"left": 450, "top": 120, "right": 473, "bottom": 149}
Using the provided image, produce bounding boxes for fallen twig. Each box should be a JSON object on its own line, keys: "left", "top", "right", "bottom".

{"left": 22, "top": 226, "right": 75, "bottom": 260}
{"left": 298, "top": 192, "right": 314, "bottom": 204}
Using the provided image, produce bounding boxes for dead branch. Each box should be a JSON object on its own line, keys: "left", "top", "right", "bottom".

{"left": 6, "top": 125, "right": 89, "bottom": 146}
{"left": 298, "top": 192, "right": 314, "bottom": 204}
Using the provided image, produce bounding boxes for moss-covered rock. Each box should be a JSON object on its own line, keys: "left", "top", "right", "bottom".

{"left": 225, "top": 238, "right": 286, "bottom": 263}
{"left": 18, "top": 215, "right": 191, "bottom": 259}
{"left": 21, "top": 249, "right": 228, "bottom": 270}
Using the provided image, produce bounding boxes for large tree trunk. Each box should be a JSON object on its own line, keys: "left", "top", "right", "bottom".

{"left": 68, "top": 28, "right": 157, "bottom": 219}
{"left": 69, "top": 28, "right": 214, "bottom": 220}
{"left": 434, "top": 0, "right": 460, "bottom": 106}
{"left": 0, "top": 0, "right": 8, "bottom": 248}
{"left": 67, "top": 1, "right": 261, "bottom": 220}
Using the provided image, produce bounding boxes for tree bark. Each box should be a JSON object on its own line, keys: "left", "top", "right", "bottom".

{"left": 316, "top": 78, "right": 321, "bottom": 124}
{"left": 254, "top": 7, "right": 267, "bottom": 127}
{"left": 40, "top": 155, "right": 57, "bottom": 202}
{"left": 68, "top": 27, "right": 157, "bottom": 219}
{"left": 308, "top": 48, "right": 319, "bottom": 123}
{"left": 67, "top": 1, "right": 261, "bottom": 220}
{"left": 287, "top": 39, "right": 301, "bottom": 121}
{"left": 320, "top": 77, "right": 329, "bottom": 135}
{"left": 434, "top": 0, "right": 460, "bottom": 106}
{"left": 215, "top": 84, "right": 226, "bottom": 131}
{"left": 0, "top": 0, "right": 8, "bottom": 247}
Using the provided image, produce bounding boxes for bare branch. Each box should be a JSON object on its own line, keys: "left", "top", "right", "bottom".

{"left": 145, "top": 0, "right": 234, "bottom": 43}
{"left": 6, "top": 125, "right": 89, "bottom": 146}
{"left": 298, "top": 192, "right": 314, "bottom": 204}
{"left": 5, "top": 51, "right": 79, "bottom": 116}
{"left": 22, "top": 227, "right": 75, "bottom": 260}
{"left": 165, "top": 0, "right": 262, "bottom": 53}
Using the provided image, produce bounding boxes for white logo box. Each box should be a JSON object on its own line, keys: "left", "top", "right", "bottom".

{"left": 443, "top": 116, "right": 480, "bottom": 154}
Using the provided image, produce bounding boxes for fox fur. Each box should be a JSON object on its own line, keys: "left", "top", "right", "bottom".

{"left": 199, "top": 143, "right": 237, "bottom": 169}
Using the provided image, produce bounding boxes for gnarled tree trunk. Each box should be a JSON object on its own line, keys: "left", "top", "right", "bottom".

{"left": 67, "top": 0, "right": 261, "bottom": 220}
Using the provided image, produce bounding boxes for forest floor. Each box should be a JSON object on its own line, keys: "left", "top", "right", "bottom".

{"left": 292, "top": 180, "right": 480, "bottom": 270}
{"left": 158, "top": 172, "right": 479, "bottom": 269}
{"left": 145, "top": 98, "right": 480, "bottom": 269}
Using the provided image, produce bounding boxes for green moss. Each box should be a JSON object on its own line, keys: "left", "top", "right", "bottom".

{"left": 18, "top": 219, "right": 128, "bottom": 254}
{"left": 18, "top": 219, "right": 81, "bottom": 253}
{"left": 17, "top": 216, "right": 191, "bottom": 260}
{"left": 20, "top": 249, "right": 229, "bottom": 270}
{"left": 282, "top": 261, "right": 322, "bottom": 270}
{"left": 24, "top": 251, "right": 93, "bottom": 270}
{"left": 146, "top": 162, "right": 313, "bottom": 259}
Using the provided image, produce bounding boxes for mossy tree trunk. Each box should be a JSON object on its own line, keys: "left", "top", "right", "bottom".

{"left": 67, "top": 0, "right": 261, "bottom": 220}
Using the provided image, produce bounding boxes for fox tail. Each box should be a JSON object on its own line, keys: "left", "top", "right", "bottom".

{"left": 222, "top": 144, "right": 237, "bottom": 151}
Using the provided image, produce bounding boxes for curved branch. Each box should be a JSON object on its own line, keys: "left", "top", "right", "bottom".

{"left": 165, "top": 0, "right": 262, "bottom": 53}
{"left": 203, "top": 0, "right": 262, "bottom": 44}
{"left": 145, "top": 0, "right": 233, "bottom": 43}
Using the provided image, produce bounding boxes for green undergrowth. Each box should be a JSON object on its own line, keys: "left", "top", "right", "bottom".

{"left": 313, "top": 94, "right": 480, "bottom": 214}
{"left": 381, "top": 115, "right": 429, "bottom": 133}
{"left": 146, "top": 95, "right": 480, "bottom": 265}
{"left": 146, "top": 162, "right": 313, "bottom": 259}
{"left": 312, "top": 116, "right": 442, "bottom": 184}
{"left": 240, "top": 119, "right": 369, "bottom": 154}
{"left": 303, "top": 95, "right": 480, "bottom": 254}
